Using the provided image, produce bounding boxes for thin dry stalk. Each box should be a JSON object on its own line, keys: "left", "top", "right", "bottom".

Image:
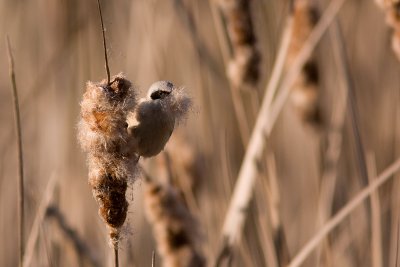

{"left": 114, "top": 248, "right": 119, "bottom": 267}
{"left": 315, "top": 15, "right": 350, "bottom": 265}
{"left": 366, "top": 153, "right": 383, "bottom": 267}
{"left": 266, "top": 155, "right": 290, "bottom": 266}
{"left": 23, "top": 174, "right": 58, "bottom": 267}
{"left": 96, "top": 0, "right": 111, "bottom": 84}
{"left": 255, "top": 155, "right": 284, "bottom": 267}
{"left": 217, "top": 0, "right": 346, "bottom": 260}
{"left": 45, "top": 206, "right": 102, "bottom": 267}
{"left": 332, "top": 21, "right": 369, "bottom": 187}
{"left": 396, "top": 219, "right": 400, "bottom": 267}
{"left": 6, "top": 36, "right": 25, "bottom": 267}
{"left": 288, "top": 157, "right": 400, "bottom": 267}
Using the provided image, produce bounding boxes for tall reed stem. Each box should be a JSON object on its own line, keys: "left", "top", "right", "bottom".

{"left": 6, "top": 36, "right": 24, "bottom": 267}
{"left": 96, "top": 0, "right": 111, "bottom": 84}
{"left": 114, "top": 248, "right": 119, "bottom": 267}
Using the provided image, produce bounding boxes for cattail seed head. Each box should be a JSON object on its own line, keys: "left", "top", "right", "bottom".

{"left": 144, "top": 179, "right": 205, "bottom": 267}
{"left": 218, "top": 0, "right": 261, "bottom": 88}
{"left": 287, "top": 0, "right": 322, "bottom": 127}
{"left": 376, "top": 0, "right": 400, "bottom": 60}
{"left": 78, "top": 73, "right": 138, "bottom": 249}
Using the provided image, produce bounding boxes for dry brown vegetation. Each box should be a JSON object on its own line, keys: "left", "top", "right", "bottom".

{"left": 2, "top": 0, "right": 400, "bottom": 266}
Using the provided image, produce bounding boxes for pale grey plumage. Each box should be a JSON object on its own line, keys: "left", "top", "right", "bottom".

{"left": 127, "top": 81, "right": 176, "bottom": 157}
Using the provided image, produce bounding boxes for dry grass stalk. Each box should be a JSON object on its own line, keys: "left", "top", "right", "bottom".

{"left": 217, "top": 0, "right": 261, "bottom": 88}
{"left": 288, "top": 157, "right": 400, "bottom": 267}
{"left": 366, "top": 153, "right": 383, "bottom": 267}
{"left": 144, "top": 178, "right": 205, "bottom": 267}
{"left": 22, "top": 174, "right": 58, "bottom": 267}
{"left": 315, "top": 16, "right": 350, "bottom": 265}
{"left": 287, "top": 0, "right": 322, "bottom": 127}
{"left": 45, "top": 205, "right": 102, "bottom": 267}
{"left": 6, "top": 36, "right": 25, "bottom": 267}
{"left": 78, "top": 74, "right": 138, "bottom": 250}
{"left": 332, "top": 20, "right": 370, "bottom": 188}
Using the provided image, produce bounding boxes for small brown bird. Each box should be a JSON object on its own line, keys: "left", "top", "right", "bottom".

{"left": 127, "top": 81, "right": 191, "bottom": 158}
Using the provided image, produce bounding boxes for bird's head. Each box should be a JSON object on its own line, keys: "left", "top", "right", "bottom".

{"left": 147, "top": 81, "right": 174, "bottom": 100}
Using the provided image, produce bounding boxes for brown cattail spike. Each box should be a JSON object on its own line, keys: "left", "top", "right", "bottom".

{"left": 144, "top": 179, "right": 205, "bottom": 267}
{"left": 219, "top": 0, "right": 261, "bottom": 88}
{"left": 376, "top": 0, "right": 400, "bottom": 60}
{"left": 287, "top": 0, "right": 322, "bottom": 127}
{"left": 78, "top": 74, "right": 138, "bottom": 249}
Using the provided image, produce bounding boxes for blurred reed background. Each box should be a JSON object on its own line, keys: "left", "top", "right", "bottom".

{"left": 1, "top": 0, "right": 400, "bottom": 266}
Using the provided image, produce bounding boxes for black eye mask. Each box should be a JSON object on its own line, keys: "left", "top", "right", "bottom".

{"left": 150, "top": 90, "right": 171, "bottom": 100}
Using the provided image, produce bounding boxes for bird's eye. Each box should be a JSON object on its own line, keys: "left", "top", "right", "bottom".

{"left": 150, "top": 91, "right": 162, "bottom": 100}
{"left": 150, "top": 90, "right": 170, "bottom": 100}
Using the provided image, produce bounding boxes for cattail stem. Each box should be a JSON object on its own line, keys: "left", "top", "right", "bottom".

{"left": 6, "top": 36, "right": 24, "bottom": 267}
{"left": 152, "top": 251, "right": 155, "bottom": 267}
{"left": 114, "top": 247, "right": 119, "bottom": 267}
{"left": 332, "top": 20, "right": 369, "bottom": 186}
{"left": 96, "top": 0, "right": 111, "bottom": 85}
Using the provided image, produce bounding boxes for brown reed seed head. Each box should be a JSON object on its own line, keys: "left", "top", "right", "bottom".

{"left": 219, "top": 0, "right": 260, "bottom": 88}
{"left": 227, "top": 45, "right": 260, "bottom": 88}
{"left": 377, "top": 0, "right": 400, "bottom": 60}
{"left": 287, "top": 0, "right": 319, "bottom": 66}
{"left": 287, "top": 0, "right": 322, "bottom": 127}
{"left": 392, "top": 30, "right": 400, "bottom": 60}
{"left": 144, "top": 180, "right": 205, "bottom": 267}
{"left": 78, "top": 74, "right": 138, "bottom": 248}
{"left": 385, "top": 2, "right": 400, "bottom": 60}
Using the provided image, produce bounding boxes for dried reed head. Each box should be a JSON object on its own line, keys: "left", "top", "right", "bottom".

{"left": 377, "top": 0, "right": 400, "bottom": 60}
{"left": 219, "top": 0, "right": 261, "bottom": 88}
{"left": 144, "top": 179, "right": 205, "bottom": 267}
{"left": 167, "top": 133, "right": 205, "bottom": 193}
{"left": 287, "top": 0, "right": 322, "bottom": 127}
{"left": 78, "top": 74, "right": 138, "bottom": 249}
{"left": 227, "top": 45, "right": 261, "bottom": 88}
{"left": 387, "top": 3, "right": 400, "bottom": 60}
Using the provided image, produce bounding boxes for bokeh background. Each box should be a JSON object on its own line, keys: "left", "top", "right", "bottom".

{"left": 1, "top": 0, "right": 400, "bottom": 266}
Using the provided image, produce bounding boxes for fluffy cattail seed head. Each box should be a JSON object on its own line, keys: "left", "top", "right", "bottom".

{"left": 78, "top": 74, "right": 138, "bottom": 249}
